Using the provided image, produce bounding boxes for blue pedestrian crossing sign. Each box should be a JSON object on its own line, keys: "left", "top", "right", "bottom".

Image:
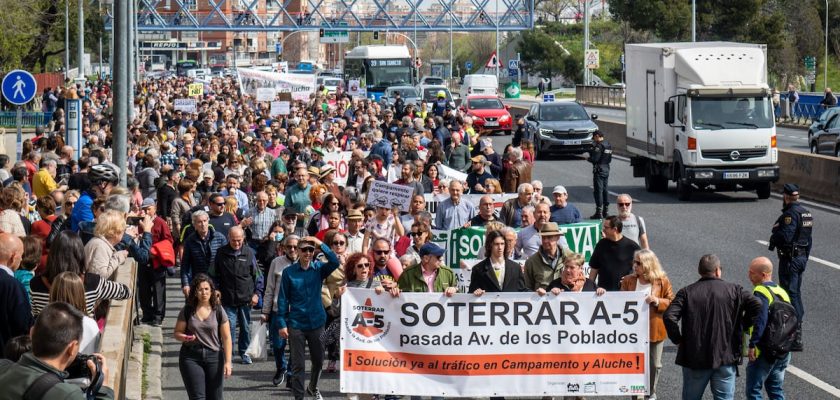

{"left": 465, "top": 61, "right": 473, "bottom": 71}
{"left": 2, "top": 70, "right": 37, "bottom": 106}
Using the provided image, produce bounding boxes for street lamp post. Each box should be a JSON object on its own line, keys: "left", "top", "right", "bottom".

{"left": 583, "top": 0, "right": 589, "bottom": 85}
{"left": 78, "top": 0, "right": 84, "bottom": 77}
{"left": 691, "top": 0, "right": 696, "bottom": 42}
{"left": 825, "top": 0, "right": 829, "bottom": 90}
{"left": 65, "top": 0, "right": 70, "bottom": 80}
{"left": 385, "top": 32, "right": 420, "bottom": 82}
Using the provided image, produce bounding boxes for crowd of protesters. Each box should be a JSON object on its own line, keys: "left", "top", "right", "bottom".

{"left": 0, "top": 74, "right": 797, "bottom": 400}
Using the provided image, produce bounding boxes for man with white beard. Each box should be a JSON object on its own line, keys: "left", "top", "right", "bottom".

{"left": 616, "top": 193, "right": 649, "bottom": 249}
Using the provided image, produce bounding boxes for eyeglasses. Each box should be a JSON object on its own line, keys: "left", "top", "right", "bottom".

{"left": 285, "top": 246, "right": 298, "bottom": 251}
{"left": 355, "top": 263, "right": 370, "bottom": 269}
{"left": 214, "top": 202, "right": 225, "bottom": 206}
{"left": 409, "top": 232, "right": 423, "bottom": 237}
{"left": 332, "top": 241, "right": 346, "bottom": 246}
{"left": 299, "top": 247, "right": 316, "bottom": 253}
{"left": 330, "top": 202, "right": 340, "bottom": 206}
{"left": 65, "top": 201, "right": 76, "bottom": 206}
{"left": 374, "top": 250, "right": 390, "bottom": 255}
{"left": 618, "top": 202, "right": 632, "bottom": 207}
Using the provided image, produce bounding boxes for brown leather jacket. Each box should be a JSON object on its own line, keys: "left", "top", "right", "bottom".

{"left": 502, "top": 159, "right": 532, "bottom": 193}
{"left": 620, "top": 274, "right": 675, "bottom": 343}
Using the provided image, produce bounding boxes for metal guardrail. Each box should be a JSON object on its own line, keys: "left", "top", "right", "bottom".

{"left": 100, "top": 258, "right": 138, "bottom": 400}
{"left": 575, "top": 85, "right": 626, "bottom": 107}
{"left": 0, "top": 112, "right": 53, "bottom": 128}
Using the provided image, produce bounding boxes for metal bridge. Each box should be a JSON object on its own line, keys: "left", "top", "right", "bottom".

{"left": 105, "top": 0, "right": 534, "bottom": 32}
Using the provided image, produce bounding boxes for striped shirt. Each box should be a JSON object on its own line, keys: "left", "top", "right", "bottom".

{"left": 29, "top": 273, "right": 132, "bottom": 317}
{"left": 248, "top": 206, "right": 279, "bottom": 240}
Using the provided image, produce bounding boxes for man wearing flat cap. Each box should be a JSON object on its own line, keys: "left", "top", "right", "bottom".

{"left": 769, "top": 183, "right": 813, "bottom": 351}
{"left": 397, "top": 243, "right": 459, "bottom": 295}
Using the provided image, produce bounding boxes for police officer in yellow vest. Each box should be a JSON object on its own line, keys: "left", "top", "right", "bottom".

{"left": 745, "top": 257, "right": 792, "bottom": 400}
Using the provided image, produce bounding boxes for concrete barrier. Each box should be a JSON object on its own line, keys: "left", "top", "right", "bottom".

{"left": 99, "top": 258, "right": 137, "bottom": 400}
{"left": 509, "top": 104, "right": 840, "bottom": 206}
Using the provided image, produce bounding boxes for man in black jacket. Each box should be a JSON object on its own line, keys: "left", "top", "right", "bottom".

{"left": 211, "top": 226, "right": 265, "bottom": 365}
{"left": 664, "top": 254, "right": 762, "bottom": 400}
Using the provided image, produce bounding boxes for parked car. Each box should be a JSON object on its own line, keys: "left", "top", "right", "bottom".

{"left": 461, "top": 95, "right": 513, "bottom": 135}
{"left": 808, "top": 107, "right": 840, "bottom": 141}
{"left": 380, "top": 86, "right": 420, "bottom": 108}
{"left": 317, "top": 76, "right": 342, "bottom": 93}
{"left": 809, "top": 112, "right": 840, "bottom": 156}
{"left": 524, "top": 101, "right": 599, "bottom": 158}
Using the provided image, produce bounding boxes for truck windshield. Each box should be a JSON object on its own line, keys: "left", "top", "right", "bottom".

{"left": 691, "top": 97, "right": 774, "bottom": 130}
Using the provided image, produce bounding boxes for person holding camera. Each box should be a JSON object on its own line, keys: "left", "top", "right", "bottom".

{"left": 0, "top": 302, "right": 113, "bottom": 399}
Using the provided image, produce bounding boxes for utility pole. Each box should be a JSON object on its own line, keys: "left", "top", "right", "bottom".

{"left": 583, "top": 0, "right": 590, "bottom": 85}
{"left": 78, "top": 0, "right": 85, "bottom": 78}
{"left": 495, "top": 0, "right": 500, "bottom": 79}
{"left": 691, "top": 0, "right": 696, "bottom": 42}
{"left": 98, "top": 0, "right": 103, "bottom": 79}
{"left": 65, "top": 0, "right": 70, "bottom": 80}
{"left": 114, "top": 0, "right": 128, "bottom": 185}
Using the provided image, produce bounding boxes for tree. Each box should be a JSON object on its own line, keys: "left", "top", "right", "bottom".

{"left": 517, "top": 30, "right": 571, "bottom": 82}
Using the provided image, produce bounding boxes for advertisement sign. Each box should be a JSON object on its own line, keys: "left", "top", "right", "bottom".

{"left": 366, "top": 180, "right": 415, "bottom": 212}
{"left": 323, "top": 151, "right": 354, "bottom": 186}
{"left": 340, "top": 289, "right": 650, "bottom": 397}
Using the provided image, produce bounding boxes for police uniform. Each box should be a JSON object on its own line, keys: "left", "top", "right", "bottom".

{"left": 768, "top": 183, "right": 812, "bottom": 350}
{"left": 587, "top": 131, "right": 613, "bottom": 219}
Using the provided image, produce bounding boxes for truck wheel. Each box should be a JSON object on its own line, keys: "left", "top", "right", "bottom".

{"left": 756, "top": 182, "right": 771, "bottom": 199}
{"left": 644, "top": 169, "right": 668, "bottom": 193}
{"left": 676, "top": 179, "right": 692, "bottom": 201}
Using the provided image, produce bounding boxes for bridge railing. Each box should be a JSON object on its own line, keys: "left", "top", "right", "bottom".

{"left": 0, "top": 112, "right": 53, "bottom": 128}
{"left": 575, "top": 85, "right": 625, "bottom": 107}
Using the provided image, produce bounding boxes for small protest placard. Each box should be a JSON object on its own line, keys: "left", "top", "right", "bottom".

{"left": 188, "top": 83, "right": 204, "bottom": 97}
{"left": 270, "top": 101, "right": 291, "bottom": 116}
{"left": 173, "top": 98, "right": 197, "bottom": 113}
{"left": 256, "top": 87, "right": 276, "bottom": 102}
{"left": 366, "top": 180, "right": 414, "bottom": 212}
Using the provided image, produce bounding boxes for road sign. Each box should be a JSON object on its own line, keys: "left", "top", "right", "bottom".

{"left": 505, "top": 82, "right": 520, "bottom": 99}
{"left": 275, "top": 42, "right": 282, "bottom": 55}
{"left": 585, "top": 49, "right": 600, "bottom": 70}
{"left": 543, "top": 94, "right": 555, "bottom": 102}
{"left": 485, "top": 51, "right": 501, "bottom": 68}
{"left": 465, "top": 61, "right": 473, "bottom": 71}
{"left": 508, "top": 59, "right": 519, "bottom": 70}
{"left": 1, "top": 70, "right": 37, "bottom": 106}
{"left": 508, "top": 68, "right": 518, "bottom": 78}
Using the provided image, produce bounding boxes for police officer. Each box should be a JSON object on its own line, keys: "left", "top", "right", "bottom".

{"left": 587, "top": 131, "right": 612, "bottom": 219}
{"left": 768, "top": 183, "right": 812, "bottom": 351}
{"left": 432, "top": 90, "right": 450, "bottom": 117}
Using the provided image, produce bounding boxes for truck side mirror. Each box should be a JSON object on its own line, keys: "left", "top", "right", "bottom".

{"left": 664, "top": 100, "right": 675, "bottom": 124}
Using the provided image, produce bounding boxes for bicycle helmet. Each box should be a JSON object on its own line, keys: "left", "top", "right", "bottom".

{"left": 89, "top": 164, "right": 120, "bottom": 185}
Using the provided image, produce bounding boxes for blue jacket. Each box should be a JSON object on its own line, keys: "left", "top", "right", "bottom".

{"left": 180, "top": 227, "right": 228, "bottom": 287}
{"left": 274, "top": 243, "right": 340, "bottom": 331}
{"left": 70, "top": 190, "right": 96, "bottom": 232}
{"left": 370, "top": 139, "right": 393, "bottom": 169}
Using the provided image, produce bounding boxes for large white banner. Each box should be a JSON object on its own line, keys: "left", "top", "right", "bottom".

{"left": 423, "top": 193, "right": 516, "bottom": 220}
{"left": 237, "top": 67, "right": 317, "bottom": 101}
{"left": 340, "top": 289, "right": 650, "bottom": 397}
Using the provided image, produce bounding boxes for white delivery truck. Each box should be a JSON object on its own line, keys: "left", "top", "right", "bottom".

{"left": 625, "top": 42, "right": 779, "bottom": 200}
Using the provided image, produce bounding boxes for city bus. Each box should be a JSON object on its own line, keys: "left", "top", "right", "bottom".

{"left": 343, "top": 45, "right": 414, "bottom": 101}
{"left": 175, "top": 60, "right": 199, "bottom": 77}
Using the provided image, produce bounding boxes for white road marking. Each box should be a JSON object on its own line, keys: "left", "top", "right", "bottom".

{"left": 756, "top": 240, "right": 840, "bottom": 271}
{"left": 585, "top": 186, "right": 643, "bottom": 203}
{"left": 787, "top": 365, "right": 840, "bottom": 397}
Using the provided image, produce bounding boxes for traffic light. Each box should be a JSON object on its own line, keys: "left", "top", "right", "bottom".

{"left": 373, "top": 31, "right": 379, "bottom": 40}
{"left": 319, "top": 28, "right": 325, "bottom": 37}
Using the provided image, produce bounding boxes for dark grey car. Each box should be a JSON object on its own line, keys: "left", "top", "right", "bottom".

{"left": 525, "top": 102, "right": 599, "bottom": 159}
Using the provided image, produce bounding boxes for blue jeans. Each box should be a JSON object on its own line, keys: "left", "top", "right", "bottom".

{"left": 746, "top": 352, "right": 791, "bottom": 400}
{"left": 224, "top": 304, "right": 252, "bottom": 357}
{"left": 681, "top": 365, "right": 736, "bottom": 400}
{"left": 269, "top": 312, "right": 289, "bottom": 372}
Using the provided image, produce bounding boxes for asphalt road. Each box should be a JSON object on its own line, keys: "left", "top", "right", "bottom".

{"left": 159, "top": 132, "right": 840, "bottom": 399}
{"left": 502, "top": 99, "right": 811, "bottom": 152}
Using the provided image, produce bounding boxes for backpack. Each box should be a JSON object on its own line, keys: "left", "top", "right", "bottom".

{"left": 757, "top": 285, "right": 798, "bottom": 359}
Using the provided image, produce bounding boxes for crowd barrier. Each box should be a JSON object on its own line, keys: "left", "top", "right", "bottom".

{"left": 99, "top": 258, "right": 138, "bottom": 400}
{"left": 0, "top": 112, "right": 53, "bottom": 128}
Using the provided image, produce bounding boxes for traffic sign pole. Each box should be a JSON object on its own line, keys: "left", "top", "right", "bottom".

{"left": 16, "top": 107, "right": 22, "bottom": 161}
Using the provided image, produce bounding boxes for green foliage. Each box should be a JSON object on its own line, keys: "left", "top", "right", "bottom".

{"left": 517, "top": 29, "right": 569, "bottom": 82}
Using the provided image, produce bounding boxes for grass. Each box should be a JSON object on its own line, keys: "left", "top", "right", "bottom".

{"left": 142, "top": 333, "right": 151, "bottom": 398}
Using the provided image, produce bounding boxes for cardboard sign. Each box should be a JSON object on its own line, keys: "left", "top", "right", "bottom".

{"left": 188, "top": 83, "right": 204, "bottom": 97}
{"left": 366, "top": 180, "right": 414, "bottom": 212}
{"left": 173, "top": 98, "right": 197, "bottom": 113}
{"left": 323, "top": 151, "right": 354, "bottom": 186}
{"left": 438, "top": 164, "right": 468, "bottom": 182}
{"left": 256, "top": 87, "right": 276, "bottom": 102}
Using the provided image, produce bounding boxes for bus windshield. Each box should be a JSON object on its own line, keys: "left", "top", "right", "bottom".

{"left": 369, "top": 66, "right": 412, "bottom": 88}
{"left": 691, "top": 97, "right": 774, "bottom": 130}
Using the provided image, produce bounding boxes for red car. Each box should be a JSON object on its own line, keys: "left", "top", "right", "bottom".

{"left": 461, "top": 95, "right": 513, "bottom": 135}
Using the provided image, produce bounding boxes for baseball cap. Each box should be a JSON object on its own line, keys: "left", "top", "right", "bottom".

{"left": 552, "top": 185, "right": 567, "bottom": 195}
{"left": 419, "top": 243, "right": 446, "bottom": 257}
{"left": 141, "top": 198, "right": 156, "bottom": 209}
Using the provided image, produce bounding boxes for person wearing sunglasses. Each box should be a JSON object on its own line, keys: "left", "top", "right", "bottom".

{"left": 321, "top": 231, "right": 349, "bottom": 374}
{"left": 402, "top": 222, "right": 431, "bottom": 267}
{"left": 616, "top": 193, "right": 649, "bottom": 250}
{"left": 275, "top": 236, "right": 340, "bottom": 400}
{"left": 261, "top": 234, "right": 300, "bottom": 387}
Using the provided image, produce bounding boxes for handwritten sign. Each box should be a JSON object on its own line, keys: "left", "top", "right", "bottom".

{"left": 256, "top": 87, "right": 276, "bottom": 102}
{"left": 366, "top": 180, "right": 414, "bottom": 212}
{"left": 188, "top": 83, "right": 204, "bottom": 97}
{"left": 270, "top": 101, "right": 291, "bottom": 116}
{"left": 173, "top": 98, "right": 197, "bottom": 113}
